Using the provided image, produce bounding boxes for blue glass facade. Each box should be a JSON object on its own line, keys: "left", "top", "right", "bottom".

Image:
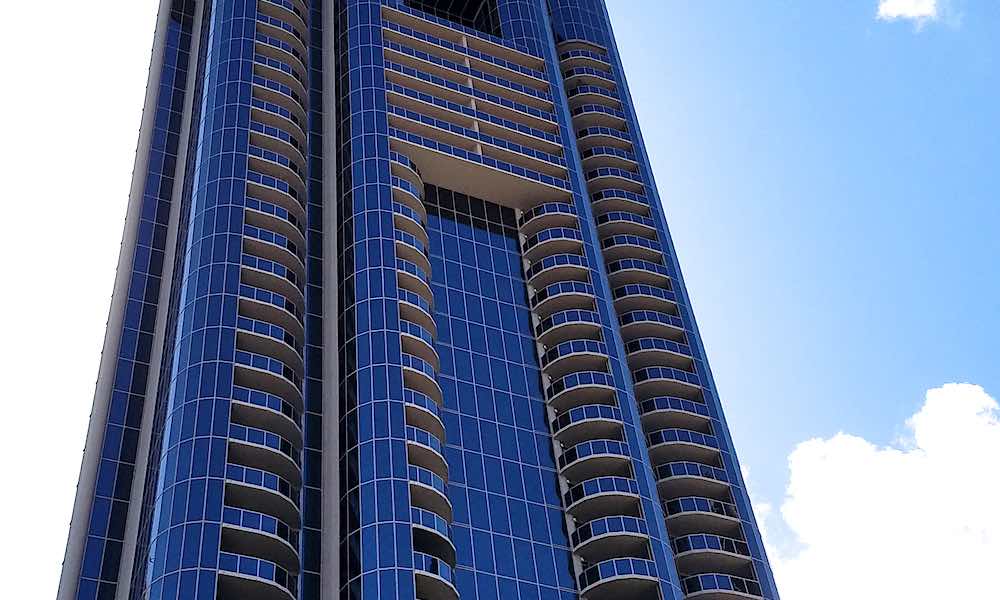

{"left": 425, "top": 186, "right": 578, "bottom": 600}
{"left": 59, "top": 2, "right": 778, "bottom": 600}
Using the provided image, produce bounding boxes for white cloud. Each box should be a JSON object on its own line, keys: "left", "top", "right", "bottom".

{"left": 877, "top": 0, "right": 939, "bottom": 22}
{"left": 762, "top": 384, "right": 1000, "bottom": 599}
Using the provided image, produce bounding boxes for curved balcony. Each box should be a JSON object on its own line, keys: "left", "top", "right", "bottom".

{"left": 398, "top": 288, "right": 437, "bottom": 339}
{"left": 392, "top": 175, "right": 427, "bottom": 219}
{"left": 258, "top": 0, "right": 309, "bottom": 45}
{"left": 546, "top": 370, "right": 616, "bottom": 412}
{"left": 625, "top": 337, "right": 695, "bottom": 371}
{"left": 682, "top": 573, "right": 763, "bottom": 600}
{"left": 249, "top": 90, "right": 305, "bottom": 138}
{"left": 567, "top": 85, "right": 622, "bottom": 111}
{"left": 552, "top": 403, "right": 623, "bottom": 447}
{"left": 251, "top": 54, "right": 306, "bottom": 103}
{"left": 404, "top": 388, "right": 446, "bottom": 441}
{"left": 397, "top": 258, "right": 434, "bottom": 304}
{"left": 249, "top": 111, "right": 307, "bottom": 168}
{"left": 646, "top": 428, "right": 720, "bottom": 465}
{"left": 245, "top": 197, "right": 306, "bottom": 250}
{"left": 619, "top": 310, "right": 685, "bottom": 342}
{"left": 247, "top": 172, "right": 306, "bottom": 220}
{"left": 390, "top": 150, "right": 423, "bottom": 191}
{"left": 231, "top": 385, "right": 302, "bottom": 448}
{"left": 522, "top": 226, "right": 584, "bottom": 263}
{"left": 251, "top": 73, "right": 307, "bottom": 130}
{"left": 218, "top": 551, "right": 297, "bottom": 600}
{"left": 639, "top": 396, "right": 712, "bottom": 432}
{"left": 558, "top": 48, "right": 611, "bottom": 70}
{"left": 600, "top": 234, "right": 663, "bottom": 263}
{"left": 229, "top": 423, "right": 301, "bottom": 486}
{"left": 406, "top": 425, "right": 449, "bottom": 481}
{"left": 587, "top": 169, "right": 644, "bottom": 198}
{"left": 234, "top": 349, "right": 303, "bottom": 412}
{"left": 595, "top": 210, "right": 656, "bottom": 236}
{"left": 530, "top": 280, "right": 596, "bottom": 318}
{"left": 540, "top": 339, "right": 609, "bottom": 380}
{"left": 591, "top": 188, "right": 650, "bottom": 216}
{"left": 413, "top": 551, "right": 459, "bottom": 600}
{"left": 612, "top": 283, "right": 678, "bottom": 315}
{"left": 395, "top": 229, "right": 432, "bottom": 276}
{"left": 225, "top": 463, "right": 299, "bottom": 526}
{"left": 664, "top": 497, "right": 742, "bottom": 537}
{"left": 563, "top": 66, "right": 616, "bottom": 87}
{"left": 255, "top": 32, "right": 308, "bottom": 84}
{"left": 606, "top": 258, "right": 671, "bottom": 288}
{"left": 576, "top": 125, "right": 633, "bottom": 152}
{"left": 236, "top": 315, "right": 304, "bottom": 375}
{"left": 525, "top": 253, "right": 590, "bottom": 290}
{"left": 401, "top": 352, "right": 443, "bottom": 406}
{"left": 244, "top": 246, "right": 303, "bottom": 297}
{"left": 654, "top": 461, "right": 730, "bottom": 500}
{"left": 571, "top": 515, "right": 649, "bottom": 564}
{"left": 252, "top": 57, "right": 308, "bottom": 115}
{"left": 239, "top": 283, "right": 304, "bottom": 341}
{"left": 563, "top": 476, "right": 641, "bottom": 523}
{"left": 581, "top": 145, "right": 636, "bottom": 171}
{"left": 558, "top": 438, "right": 631, "bottom": 483}
{"left": 400, "top": 318, "right": 439, "bottom": 370}
{"left": 241, "top": 253, "right": 305, "bottom": 310}
{"left": 518, "top": 202, "right": 578, "bottom": 238}
{"left": 535, "top": 308, "right": 602, "bottom": 347}
{"left": 411, "top": 506, "right": 456, "bottom": 566}
{"left": 392, "top": 201, "right": 429, "bottom": 244}
{"left": 578, "top": 558, "right": 659, "bottom": 600}
{"left": 248, "top": 145, "right": 307, "bottom": 199}
{"left": 409, "top": 465, "right": 453, "bottom": 522}
{"left": 256, "top": 9, "right": 308, "bottom": 61}
{"left": 570, "top": 103, "right": 627, "bottom": 129}
{"left": 632, "top": 365, "right": 701, "bottom": 400}
{"left": 221, "top": 505, "right": 299, "bottom": 572}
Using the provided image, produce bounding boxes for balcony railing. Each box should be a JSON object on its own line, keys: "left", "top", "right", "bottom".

{"left": 682, "top": 573, "right": 762, "bottom": 599}
{"left": 570, "top": 515, "right": 649, "bottom": 563}
{"left": 551, "top": 403, "right": 623, "bottom": 446}
{"left": 558, "top": 438, "right": 631, "bottom": 483}
{"left": 563, "top": 476, "right": 641, "bottom": 523}
{"left": 218, "top": 551, "right": 297, "bottom": 600}
{"left": 578, "top": 557, "right": 659, "bottom": 600}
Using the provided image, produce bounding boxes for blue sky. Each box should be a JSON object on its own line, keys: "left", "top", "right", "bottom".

{"left": 607, "top": 0, "right": 999, "bottom": 500}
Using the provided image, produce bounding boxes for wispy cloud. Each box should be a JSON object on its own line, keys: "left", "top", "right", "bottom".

{"left": 761, "top": 383, "right": 1000, "bottom": 599}
{"left": 877, "top": 0, "right": 938, "bottom": 22}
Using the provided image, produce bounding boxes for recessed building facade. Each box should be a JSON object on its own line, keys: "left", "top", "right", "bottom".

{"left": 58, "top": 1, "right": 778, "bottom": 599}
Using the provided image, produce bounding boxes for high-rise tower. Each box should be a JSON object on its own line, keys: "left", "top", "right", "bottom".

{"left": 58, "top": 1, "right": 779, "bottom": 599}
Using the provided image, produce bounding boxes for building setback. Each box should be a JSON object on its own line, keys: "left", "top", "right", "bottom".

{"left": 58, "top": 1, "right": 779, "bottom": 599}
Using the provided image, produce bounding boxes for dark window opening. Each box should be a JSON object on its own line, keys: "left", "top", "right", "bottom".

{"left": 406, "top": 0, "right": 501, "bottom": 38}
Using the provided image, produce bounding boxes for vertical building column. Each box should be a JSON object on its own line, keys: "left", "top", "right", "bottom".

{"left": 333, "top": 1, "right": 416, "bottom": 599}
{"left": 145, "top": 1, "right": 251, "bottom": 597}
{"left": 59, "top": 3, "right": 200, "bottom": 600}
{"left": 547, "top": 0, "right": 780, "bottom": 598}
{"left": 501, "top": 0, "right": 686, "bottom": 598}
{"left": 145, "top": 0, "right": 311, "bottom": 598}
{"left": 302, "top": 0, "right": 330, "bottom": 597}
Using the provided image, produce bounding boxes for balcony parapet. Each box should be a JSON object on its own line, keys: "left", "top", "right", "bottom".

{"left": 578, "top": 558, "right": 659, "bottom": 600}
{"left": 218, "top": 551, "right": 297, "bottom": 600}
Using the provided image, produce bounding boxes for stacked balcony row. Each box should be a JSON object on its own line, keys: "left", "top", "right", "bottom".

{"left": 389, "top": 151, "right": 460, "bottom": 600}
{"left": 516, "top": 191, "right": 664, "bottom": 597}
{"left": 218, "top": 1, "right": 311, "bottom": 599}
{"left": 557, "top": 39, "right": 763, "bottom": 599}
